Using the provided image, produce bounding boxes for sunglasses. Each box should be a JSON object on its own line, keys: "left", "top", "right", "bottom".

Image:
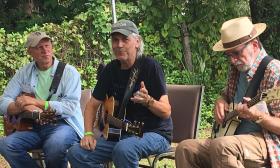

{"left": 224, "top": 43, "right": 249, "bottom": 57}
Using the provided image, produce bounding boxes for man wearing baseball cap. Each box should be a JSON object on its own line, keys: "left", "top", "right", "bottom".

{"left": 0, "top": 31, "right": 84, "bottom": 168}
{"left": 175, "top": 16, "right": 280, "bottom": 168}
{"left": 67, "top": 19, "right": 173, "bottom": 167}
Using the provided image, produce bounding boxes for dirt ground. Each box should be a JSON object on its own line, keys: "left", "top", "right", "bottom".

{"left": 0, "top": 155, "right": 10, "bottom": 168}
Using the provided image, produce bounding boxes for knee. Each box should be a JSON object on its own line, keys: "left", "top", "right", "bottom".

{"left": 176, "top": 139, "right": 198, "bottom": 156}
{"left": 0, "top": 137, "right": 17, "bottom": 152}
{"left": 67, "top": 144, "right": 82, "bottom": 162}
{"left": 209, "top": 137, "right": 233, "bottom": 156}
{"left": 44, "top": 143, "right": 67, "bottom": 158}
{"left": 112, "top": 142, "right": 131, "bottom": 158}
{"left": 112, "top": 141, "right": 136, "bottom": 162}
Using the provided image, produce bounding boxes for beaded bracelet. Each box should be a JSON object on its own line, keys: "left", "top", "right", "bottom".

{"left": 145, "top": 96, "right": 155, "bottom": 108}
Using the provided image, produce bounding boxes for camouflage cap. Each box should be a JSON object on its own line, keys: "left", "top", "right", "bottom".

{"left": 111, "top": 19, "right": 139, "bottom": 36}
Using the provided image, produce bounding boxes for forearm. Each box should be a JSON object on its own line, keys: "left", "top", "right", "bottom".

{"left": 147, "top": 95, "right": 171, "bottom": 119}
{"left": 84, "top": 98, "right": 101, "bottom": 132}
{"left": 7, "top": 102, "right": 21, "bottom": 115}
{"left": 252, "top": 111, "right": 280, "bottom": 135}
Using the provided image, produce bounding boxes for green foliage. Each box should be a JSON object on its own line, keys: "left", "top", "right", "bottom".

{"left": 0, "top": 0, "right": 88, "bottom": 32}
{"left": 250, "top": 0, "right": 280, "bottom": 58}
{"left": 0, "top": 0, "right": 279, "bottom": 136}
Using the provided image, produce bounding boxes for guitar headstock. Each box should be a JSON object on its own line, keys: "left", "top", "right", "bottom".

{"left": 127, "top": 121, "right": 144, "bottom": 137}
{"left": 261, "top": 86, "right": 280, "bottom": 103}
{"left": 37, "top": 110, "right": 60, "bottom": 125}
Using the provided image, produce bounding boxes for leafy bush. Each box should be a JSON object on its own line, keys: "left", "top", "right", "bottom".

{"left": 0, "top": 1, "right": 254, "bottom": 136}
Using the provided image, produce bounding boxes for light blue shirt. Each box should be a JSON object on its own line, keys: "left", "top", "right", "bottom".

{"left": 0, "top": 58, "right": 84, "bottom": 138}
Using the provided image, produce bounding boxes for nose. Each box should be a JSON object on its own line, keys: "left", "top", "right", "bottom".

{"left": 117, "top": 40, "right": 124, "bottom": 47}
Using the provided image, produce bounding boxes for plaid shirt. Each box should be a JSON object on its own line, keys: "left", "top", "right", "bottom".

{"left": 221, "top": 48, "right": 280, "bottom": 167}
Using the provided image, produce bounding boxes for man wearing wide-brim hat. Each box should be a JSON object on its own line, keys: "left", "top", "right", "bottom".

{"left": 175, "top": 16, "right": 280, "bottom": 168}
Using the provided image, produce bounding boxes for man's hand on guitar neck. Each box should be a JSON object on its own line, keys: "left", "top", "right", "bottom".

{"left": 214, "top": 97, "right": 229, "bottom": 124}
{"left": 235, "top": 97, "right": 265, "bottom": 121}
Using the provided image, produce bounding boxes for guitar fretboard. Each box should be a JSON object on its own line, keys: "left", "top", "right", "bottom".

{"left": 224, "top": 92, "right": 266, "bottom": 123}
{"left": 19, "top": 111, "right": 40, "bottom": 119}
{"left": 107, "top": 115, "right": 125, "bottom": 129}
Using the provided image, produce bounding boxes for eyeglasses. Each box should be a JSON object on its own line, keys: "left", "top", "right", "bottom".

{"left": 224, "top": 43, "right": 249, "bottom": 57}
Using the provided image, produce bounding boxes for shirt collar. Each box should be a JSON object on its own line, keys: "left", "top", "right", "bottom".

{"left": 246, "top": 48, "right": 268, "bottom": 78}
{"left": 32, "top": 56, "right": 58, "bottom": 76}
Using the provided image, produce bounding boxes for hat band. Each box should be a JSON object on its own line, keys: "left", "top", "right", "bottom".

{"left": 222, "top": 28, "right": 257, "bottom": 49}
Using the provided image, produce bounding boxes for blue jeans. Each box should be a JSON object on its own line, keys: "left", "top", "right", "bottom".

{"left": 0, "top": 120, "right": 79, "bottom": 168}
{"left": 67, "top": 132, "right": 170, "bottom": 168}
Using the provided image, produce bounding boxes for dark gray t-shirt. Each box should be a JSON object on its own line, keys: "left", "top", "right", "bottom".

{"left": 92, "top": 57, "right": 173, "bottom": 142}
{"left": 234, "top": 72, "right": 262, "bottom": 135}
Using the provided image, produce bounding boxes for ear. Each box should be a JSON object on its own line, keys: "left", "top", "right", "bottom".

{"left": 27, "top": 47, "right": 31, "bottom": 55}
{"left": 135, "top": 37, "right": 140, "bottom": 48}
{"left": 251, "top": 39, "right": 260, "bottom": 53}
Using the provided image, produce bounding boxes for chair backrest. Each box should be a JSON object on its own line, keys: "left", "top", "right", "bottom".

{"left": 167, "top": 84, "right": 204, "bottom": 143}
{"left": 80, "top": 89, "right": 92, "bottom": 114}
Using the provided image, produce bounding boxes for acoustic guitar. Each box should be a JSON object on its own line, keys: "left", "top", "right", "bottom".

{"left": 95, "top": 96, "right": 144, "bottom": 141}
{"left": 3, "top": 92, "right": 59, "bottom": 136}
{"left": 211, "top": 86, "right": 280, "bottom": 138}
{"left": 4, "top": 110, "right": 58, "bottom": 136}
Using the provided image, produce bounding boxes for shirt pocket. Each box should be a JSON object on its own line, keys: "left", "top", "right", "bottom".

{"left": 20, "top": 82, "right": 33, "bottom": 94}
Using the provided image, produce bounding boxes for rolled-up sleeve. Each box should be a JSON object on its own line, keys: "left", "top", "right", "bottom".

{"left": 0, "top": 69, "right": 24, "bottom": 115}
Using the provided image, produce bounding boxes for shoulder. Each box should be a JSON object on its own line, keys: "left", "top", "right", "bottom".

{"left": 65, "top": 63, "right": 79, "bottom": 73}
{"left": 267, "top": 58, "right": 280, "bottom": 73}
{"left": 17, "top": 61, "right": 35, "bottom": 74}
{"left": 140, "top": 56, "right": 161, "bottom": 69}
{"left": 102, "top": 59, "right": 120, "bottom": 73}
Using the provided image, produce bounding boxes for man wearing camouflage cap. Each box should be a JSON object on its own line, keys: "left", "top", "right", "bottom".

{"left": 0, "top": 31, "right": 83, "bottom": 168}
{"left": 67, "top": 19, "right": 173, "bottom": 168}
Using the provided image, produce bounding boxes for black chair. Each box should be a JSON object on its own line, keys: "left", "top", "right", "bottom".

{"left": 139, "top": 84, "right": 204, "bottom": 168}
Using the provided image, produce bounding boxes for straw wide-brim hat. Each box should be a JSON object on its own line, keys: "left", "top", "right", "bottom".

{"left": 212, "top": 16, "right": 266, "bottom": 52}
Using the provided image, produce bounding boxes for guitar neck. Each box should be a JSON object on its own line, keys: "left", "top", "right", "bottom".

{"left": 19, "top": 111, "right": 40, "bottom": 119}
{"left": 247, "top": 93, "right": 263, "bottom": 108}
{"left": 224, "top": 92, "right": 263, "bottom": 122}
{"left": 107, "top": 115, "right": 124, "bottom": 129}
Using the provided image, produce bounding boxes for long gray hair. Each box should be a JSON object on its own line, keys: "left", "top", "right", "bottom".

{"left": 111, "top": 33, "right": 145, "bottom": 58}
{"left": 130, "top": 33, "right": 144, "bottom": 57}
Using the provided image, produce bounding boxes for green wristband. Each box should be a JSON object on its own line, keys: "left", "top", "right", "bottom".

{"left": 84, "top": 131, "right": 94, "bottom": 136}
{"left": 44, "top": 101, "right": 49, "bottom": 111}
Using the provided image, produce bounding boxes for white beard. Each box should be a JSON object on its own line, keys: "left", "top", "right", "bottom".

{"left": 235, "top": 51, "right": 254, "bottom": 72}
{"left": 236, "top": 63, "right": 251, "bottom": 72}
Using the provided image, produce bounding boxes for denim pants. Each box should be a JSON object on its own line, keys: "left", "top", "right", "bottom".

{"left": 67, "top": 132, "right": 170, "bottom": 168}
{"left": 0, "top": 120, "right": 79, "bottom": 168}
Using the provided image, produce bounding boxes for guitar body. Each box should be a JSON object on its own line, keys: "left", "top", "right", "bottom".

{"left": 211, "top": 117, "right": 240, "bottom": 138}
{"left": 3, "top": 92, "right": 58, "bottom": 136}
{"left": 97, "top": 96, "right": 122, "bottom": 141}
{"left": 95, "top": 96, "right": 144, "bottom": 141}
{"left": 4, "top": 115, "right": 34, "bottom": 136}
{"left": 211, "top": 99, "right": 271, "bottom": 139}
